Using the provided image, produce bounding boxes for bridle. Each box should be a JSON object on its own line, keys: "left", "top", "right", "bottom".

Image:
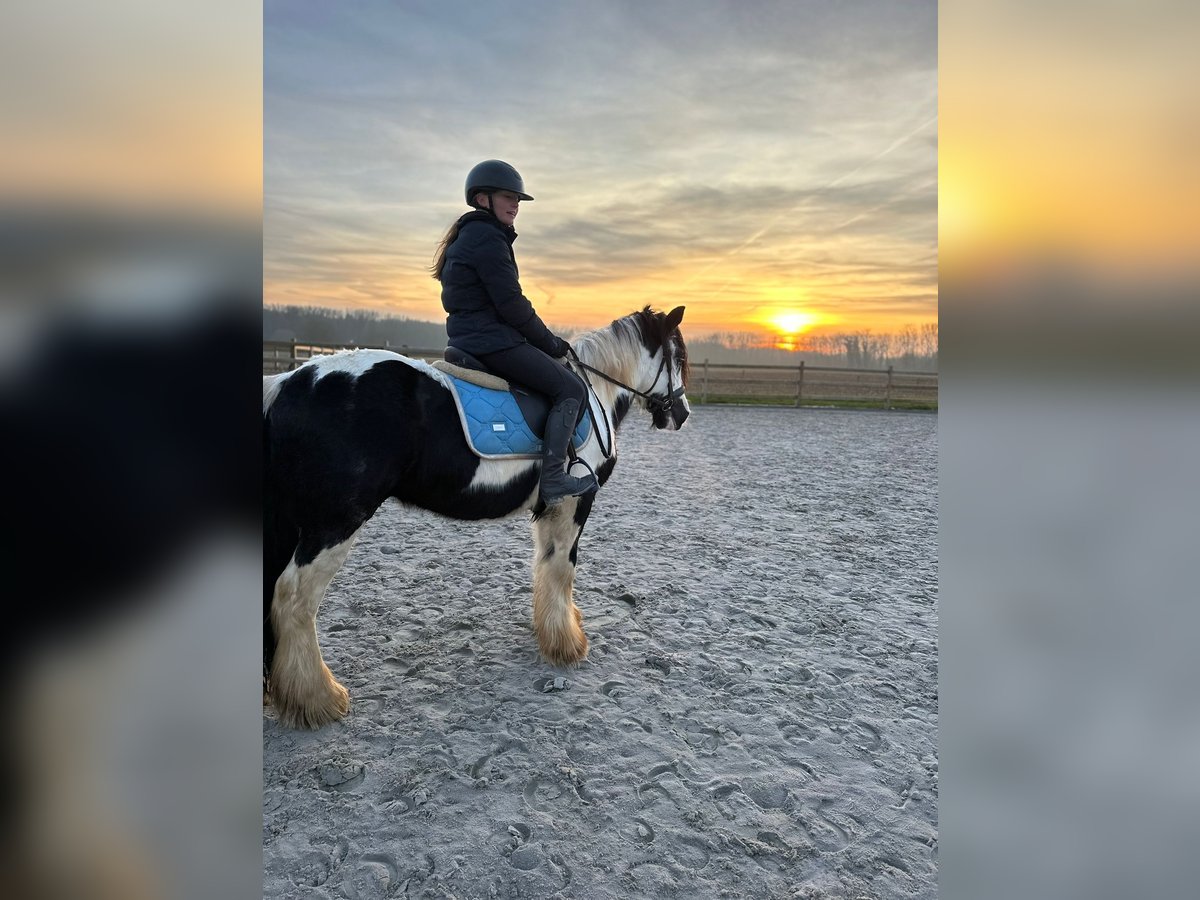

{"left": 567, "top": 341, "right": 685, "bottom": 418}
{"left": 563, "top": 337, "right": 684, "bottom": 470}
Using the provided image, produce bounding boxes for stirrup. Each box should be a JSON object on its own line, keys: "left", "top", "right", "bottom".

{"left": 541, "top": 468, "right": 598, "bottom": 507}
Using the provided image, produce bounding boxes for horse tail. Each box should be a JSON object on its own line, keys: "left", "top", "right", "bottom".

{"left": 262, "top": 395, "right": 297, "bottom": 691}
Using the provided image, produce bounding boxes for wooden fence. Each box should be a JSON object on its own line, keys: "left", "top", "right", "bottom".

{"left": 263, "top": 340, "right": 937, "bottom": 409}
{"left": 693, "top": 359, "right": 937, "bottom": 409}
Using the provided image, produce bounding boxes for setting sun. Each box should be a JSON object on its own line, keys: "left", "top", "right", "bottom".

{"left": 773, "top": 310, "right": 818, "bottom": 335}
{"left": 756, "top": 308, "right": 826, "bottom": 352}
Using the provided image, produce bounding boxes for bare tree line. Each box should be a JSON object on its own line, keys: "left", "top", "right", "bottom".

{"left": 264, "top": 305, "right": 448, "bottom": 349}
{"left": 692, "top": 323, "right": 937, "bottom": 370}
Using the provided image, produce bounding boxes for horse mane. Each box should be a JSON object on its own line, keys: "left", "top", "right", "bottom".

{"left": 573, "top": 306, "right": 690, "bottom": 388}
{"left": 572, "top": 315, "right": 641, "bottom": 385}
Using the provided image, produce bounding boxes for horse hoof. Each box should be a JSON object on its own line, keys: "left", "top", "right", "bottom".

{"left": 270, "top": 680, "right": 350, "bottom": 730}
{"left": 539, "top": 629, "right": 589, "bottom": 667}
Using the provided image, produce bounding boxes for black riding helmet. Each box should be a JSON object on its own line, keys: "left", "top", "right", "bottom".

{"left": 465, "top": 159, "right": 534, "bottom": 207}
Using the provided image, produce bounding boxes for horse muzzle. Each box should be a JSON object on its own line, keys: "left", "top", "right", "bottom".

{"left": 672, "top": 398, "right": 690, "bottom": 429}
{"left": 653, "top": 395, "right": 690, "bottom": 430}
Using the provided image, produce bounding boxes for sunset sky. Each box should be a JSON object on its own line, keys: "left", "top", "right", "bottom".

{"left": 265, "top": 0, "right": 937, "bottom": 342}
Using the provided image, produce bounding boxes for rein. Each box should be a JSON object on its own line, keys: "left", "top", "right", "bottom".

{"left": 567, "top": 341, "right": 684, "bottom": 461}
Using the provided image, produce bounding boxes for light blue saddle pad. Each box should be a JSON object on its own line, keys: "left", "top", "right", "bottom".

{"left": 445, "top": 375, "right": 593, "bottom": 459}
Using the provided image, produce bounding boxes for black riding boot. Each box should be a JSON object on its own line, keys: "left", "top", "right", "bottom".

{"left": 540, "top": 398, "right": 598, "bottom": 506}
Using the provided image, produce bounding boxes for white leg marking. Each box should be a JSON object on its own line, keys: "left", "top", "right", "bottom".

{"left": 268, "top": 532, "right": 359, "bottom": 729}
{"left": 531, "top": 502, "right": 588, "bottom": 665}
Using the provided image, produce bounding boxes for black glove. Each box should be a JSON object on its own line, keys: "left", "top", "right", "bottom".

{"left": 552, "top": 337, "right": 571, "bottom": 359}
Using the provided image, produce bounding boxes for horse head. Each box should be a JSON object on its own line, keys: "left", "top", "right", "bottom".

{"left": 638, "top": 305, "right": 691, "bottom": 431}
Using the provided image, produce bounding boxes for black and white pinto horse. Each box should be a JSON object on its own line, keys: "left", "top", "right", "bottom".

{"left": 263, "top": 306, "right": 690, "bottom": 729}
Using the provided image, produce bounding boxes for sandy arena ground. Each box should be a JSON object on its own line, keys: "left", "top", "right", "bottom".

{"left": 263, "top": 405, "right": 938, "bottom": 899}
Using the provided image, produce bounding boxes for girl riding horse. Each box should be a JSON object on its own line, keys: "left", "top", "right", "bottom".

{"left": 433, "top": 159, "right": 596, "bottom": 507}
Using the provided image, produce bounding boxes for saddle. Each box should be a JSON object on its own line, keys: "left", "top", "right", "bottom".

{"left": 431, "top": 348, "right": 592, "bottom": 460}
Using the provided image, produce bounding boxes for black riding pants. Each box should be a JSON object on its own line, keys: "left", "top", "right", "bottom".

{"left": 477, "top": 342, "right": 587, "bottom": 424}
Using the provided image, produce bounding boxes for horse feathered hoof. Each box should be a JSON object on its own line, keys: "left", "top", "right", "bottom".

{"left": 538, "top": 624, "right": 589, "bottom": 667}
{"left": 268, "top": 674, "right": 350, "bottom": 730}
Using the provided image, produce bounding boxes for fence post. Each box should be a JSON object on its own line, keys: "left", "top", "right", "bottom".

{"left": 702, "top": 358, "right": 709, "bottom": 404}
{"left": 796, "top": 361, "right": 805, "bottom": 407}
{"left": 885, "top": 365, "right": 894, "bottom": 409}
{"left": 290, "top": 338, "right": 298, "bottom": 371}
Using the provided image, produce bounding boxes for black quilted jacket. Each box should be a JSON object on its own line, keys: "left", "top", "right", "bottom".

{"left": 439, "top": 211, "right": 566, "bottom": 357}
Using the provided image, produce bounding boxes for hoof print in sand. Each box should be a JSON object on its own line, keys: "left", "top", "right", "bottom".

{"left": 318, "top": 758, "right": 365, "bottom": 792}
{"left": 644, "top": 654, "right": 673, "bottom": 674}
{"left": 508, "top": 847, "right": 542, "bottom": 870}
{"left": 344, "top": 853, "right": 397, "bottom": 900}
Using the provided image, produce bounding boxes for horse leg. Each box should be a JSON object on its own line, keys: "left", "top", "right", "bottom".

{"left": 531, "top": 494, "right": 594, "bottom": 665}
{"left": 267, "top": 529, "right": 359, "bottom": 729}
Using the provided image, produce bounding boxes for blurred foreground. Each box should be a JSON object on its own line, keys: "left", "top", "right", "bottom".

{"left": 942, "top": 2, "right": 1200, "bottom": 898}
{"left": 0, "top": 216, "right": 261, "bottom": 900}
{"left": 2, "top": 2, "right": 261, "bottom": 898}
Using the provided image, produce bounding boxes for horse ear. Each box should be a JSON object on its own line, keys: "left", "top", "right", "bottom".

{"left": 665, "top": 306, "right": 685, "bottom": 330}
